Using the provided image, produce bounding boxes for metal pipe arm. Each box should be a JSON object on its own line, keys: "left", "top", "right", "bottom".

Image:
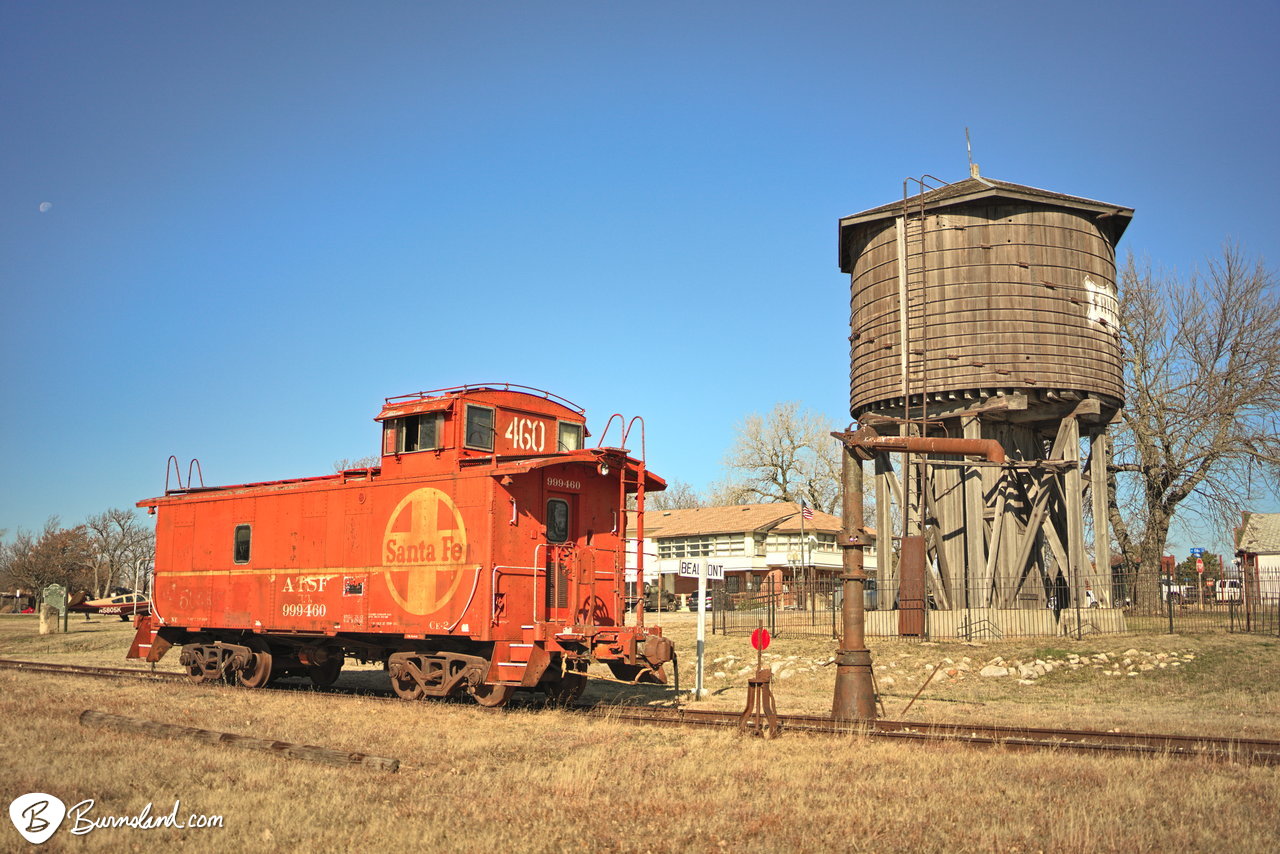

{"left": 835, "top": 427, "right": 1005, "bottom": 464}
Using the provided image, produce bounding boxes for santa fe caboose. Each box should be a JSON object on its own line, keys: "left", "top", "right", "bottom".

{"left": 128, "top": 384, "right": 674, "bottom": 707}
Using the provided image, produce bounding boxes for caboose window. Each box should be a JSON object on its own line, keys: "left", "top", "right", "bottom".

{"left": 546, "top": 499, "right": 569, "bottom": 543}
{"left": 391, "top": 413, "right": 442, "bottom": 454}
{"left": 464, "top": 405, "right": 495, "bottom": 452}
{"left": 233, "top": 525, "right": 252, "bottom": 564}
{"left": 557, "top": 421, "right": 584, "bottom": 451}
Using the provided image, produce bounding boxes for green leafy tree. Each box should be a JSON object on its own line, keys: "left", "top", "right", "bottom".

{"left": 1173, "top": 552, "right": 1224, "bottom": 586}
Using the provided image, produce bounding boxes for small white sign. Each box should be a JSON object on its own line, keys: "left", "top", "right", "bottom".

{"left": 677, "top": 560, "right": 725, "bottom": 580}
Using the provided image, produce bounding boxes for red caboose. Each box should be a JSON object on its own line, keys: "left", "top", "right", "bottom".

{"left": 130, "top": 384, "right": 673, "bottom": 707}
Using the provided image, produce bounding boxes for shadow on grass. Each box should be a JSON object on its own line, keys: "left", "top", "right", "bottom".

{"left": 258, "top": 662, "right": 684, "bottom": 711}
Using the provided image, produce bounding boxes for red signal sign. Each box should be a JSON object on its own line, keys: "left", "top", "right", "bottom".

{"left": 1196, "top": 557, "right": 1205, "bottom": 574}
{"left": 751, "top": 627, "right": 772, "bottom": 651}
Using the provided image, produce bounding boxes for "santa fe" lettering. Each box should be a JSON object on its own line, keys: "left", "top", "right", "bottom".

{"left": 384, "top": 535, "right": 466, "bottom": 564}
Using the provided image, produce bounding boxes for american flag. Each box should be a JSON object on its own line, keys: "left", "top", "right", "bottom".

{"left": 801, "top": 502, "right": 814, "bottom": 520}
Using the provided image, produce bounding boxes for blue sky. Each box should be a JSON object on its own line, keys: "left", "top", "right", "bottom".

{"left": 2, "top": 2, "right": 1277, "bottom": 557}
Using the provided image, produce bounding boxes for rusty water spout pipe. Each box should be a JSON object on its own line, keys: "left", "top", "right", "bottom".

{"left": 831, "top": 435, "right": 876, "bottom": 721}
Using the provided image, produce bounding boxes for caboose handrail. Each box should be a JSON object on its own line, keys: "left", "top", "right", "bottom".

{"left": 624, "top": 416, "right": 647, "bottom": 463}
{"left": 595, "top": 414, "right": 646, "bottom": 459}
{"left": 595, "top": 414, "right": 626, "bottom": 450}
{"left": 532, "top": 543, "right": 551, "bottom": 625}
{"left": 447, "top": 566, "right": 482, "bottom": 633}
{"left": 164, "top": 456, "right": 182, "bottom": 492}
{"left": 490, "top": 565, "right": 538, "bottom": 626}
{"left": 383, "top": 383, "right": 585, "bottom": 415}
{"left": 164, "top": 456, "right": 205, "bottom": 494}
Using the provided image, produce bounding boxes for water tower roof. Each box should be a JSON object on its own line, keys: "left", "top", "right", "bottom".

{"left": 839, "top": 177, "right": 1133, "bottom": 269}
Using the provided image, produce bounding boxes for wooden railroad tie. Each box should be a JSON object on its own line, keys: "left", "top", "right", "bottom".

{"left": 78, "top": 709, "right": 401, "bottom": 773}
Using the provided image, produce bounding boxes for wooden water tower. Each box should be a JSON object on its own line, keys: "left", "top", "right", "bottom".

{"left": 837, "top": 172, "right": 1133, "bottom": 635}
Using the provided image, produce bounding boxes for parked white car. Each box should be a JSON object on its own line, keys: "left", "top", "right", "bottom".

{"left": 1215, "top": 579, "right": 1242, "bottom": 602}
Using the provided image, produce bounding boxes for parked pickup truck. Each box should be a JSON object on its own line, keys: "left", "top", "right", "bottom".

{"left": 624, "top": 584, "right": 678, "bottom": 612}
{"left": 1160, "top": 579, "right": 1196, "bottom": 605}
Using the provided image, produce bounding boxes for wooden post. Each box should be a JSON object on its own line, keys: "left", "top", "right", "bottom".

{"left": 962, "top": 416, "right": 987, "bottom": 606}
{"left": 1089, "top": 430, "right": 1112, "bottom": 605}
{"left": 1062, "top": 415, "right": 1087, "bottom": 635}
{"left": 875, "top": 454, "right": 897, "bottom": 594}
{"left": 78, "top": 710, "right": 401, "bottom": 773}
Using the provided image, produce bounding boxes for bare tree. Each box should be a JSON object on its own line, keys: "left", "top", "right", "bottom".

{"left": 85, "top": 508, "right": 154, "bottom": 597}
{"left": 646, "top": 478, "right": 703, "bottom": 511}
{"left": 333, "top": 456, "right": 380, "bottom": 473}
{"left": 1109, "top": 244, "right": 1280, "bottom": 606}
{"left": 129, "top": 532, "right": 156, "bottom": 596}
{"left": 0, "top": 518, "right": 95, "bottom": 595}
{"left": 720, "top": 401, "right": 841, "bottom": 513}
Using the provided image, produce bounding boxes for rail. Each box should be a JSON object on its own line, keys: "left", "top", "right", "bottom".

{"left": 7, "top": 659, "right": 1277, "bottom": 765}
{"left": 592, "top": 705, "right": 1280, "bottom": 765}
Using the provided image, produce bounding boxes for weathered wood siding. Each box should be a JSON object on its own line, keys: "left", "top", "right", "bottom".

{"left": 847, "top": 202, "right": 1124, "bottom": 416}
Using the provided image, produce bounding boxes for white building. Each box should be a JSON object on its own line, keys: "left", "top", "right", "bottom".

{"left": 1236, "top": 512, "right": 1280, "bottom": 602}
{"left": 629, "top": 503, "right": 877, "bottom": 598}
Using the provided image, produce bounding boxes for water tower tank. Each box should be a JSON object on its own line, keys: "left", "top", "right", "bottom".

{"left": 837, "top": 174, "right": 1134, "bottom": 637}
{"left": 839, "top": 176, "right": 1133, "bottom": 420}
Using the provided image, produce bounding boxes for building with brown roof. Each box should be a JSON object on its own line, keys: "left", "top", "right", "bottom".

{"left": 632, "top": 502, "right": 877, "bottom": 601}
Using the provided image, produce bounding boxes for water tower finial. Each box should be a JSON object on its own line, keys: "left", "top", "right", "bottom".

{"left": 966, "top": 127, "right": 980, "bottom": 178}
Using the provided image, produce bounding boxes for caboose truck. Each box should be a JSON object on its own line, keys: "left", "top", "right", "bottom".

{"left": 129, "top": 385, "right": 674, "bottom": 707}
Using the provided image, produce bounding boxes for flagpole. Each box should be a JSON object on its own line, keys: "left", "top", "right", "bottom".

{"left": 800, "top": 499, "right": 807, "bottom": 593}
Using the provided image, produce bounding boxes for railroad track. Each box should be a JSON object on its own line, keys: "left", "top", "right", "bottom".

{"left": 6, "top": 658, "right": 1278, "bottom": 765}
{"left": 591, "top": 705, "right": 1280, "bottom": 765}
{"left": 0, "top": 658, "right": 186, "bottom": 682}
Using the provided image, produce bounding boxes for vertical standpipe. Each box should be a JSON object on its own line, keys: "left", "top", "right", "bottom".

{"left": 832, "top": 437, "right": 876, "bottom": 720}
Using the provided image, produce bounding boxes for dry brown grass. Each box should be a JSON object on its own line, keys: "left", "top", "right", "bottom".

{"left": 2, "top": 614, "right": 1277, "bottom": 852}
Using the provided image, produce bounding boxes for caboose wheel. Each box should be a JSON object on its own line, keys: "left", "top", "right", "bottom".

{"left": 184, "top": 657, "right": 212, "bottom": 684}
{"left": 179, "top": 638, "right": 222, "bottom": 684}
{"left": 307, "top": 656, "right": 343, "bottom": 688}
{"left": 236, "top": 637, "right": 274, "bottom": 689}
{"left": 390, "top": 671, "right": 426, "bottom": 700}
{"left": 541, "top": 672, "right": 587, "bottom": 706}
{"left": 470, "top": 682, "right": 515, "bottom": 708}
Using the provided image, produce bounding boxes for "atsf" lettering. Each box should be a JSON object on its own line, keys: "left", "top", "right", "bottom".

{"left": 282, "top": 575, "right": 337, "bottom": 593}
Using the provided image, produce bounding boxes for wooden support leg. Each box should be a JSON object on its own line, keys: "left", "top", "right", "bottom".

{"left": 738, "top": 668, "right": 780, "bottom": 738}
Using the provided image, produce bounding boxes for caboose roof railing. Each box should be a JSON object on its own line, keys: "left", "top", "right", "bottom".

{"left": 145, "top": 470, "right": 368, "bottom": 503}
{"left": 382, "top": 383, "right": 585, "bottom": 415}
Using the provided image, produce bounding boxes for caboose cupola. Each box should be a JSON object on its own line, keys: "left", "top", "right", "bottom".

{"left": 376, "top": 384, "right": 589, "bottom": 476}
